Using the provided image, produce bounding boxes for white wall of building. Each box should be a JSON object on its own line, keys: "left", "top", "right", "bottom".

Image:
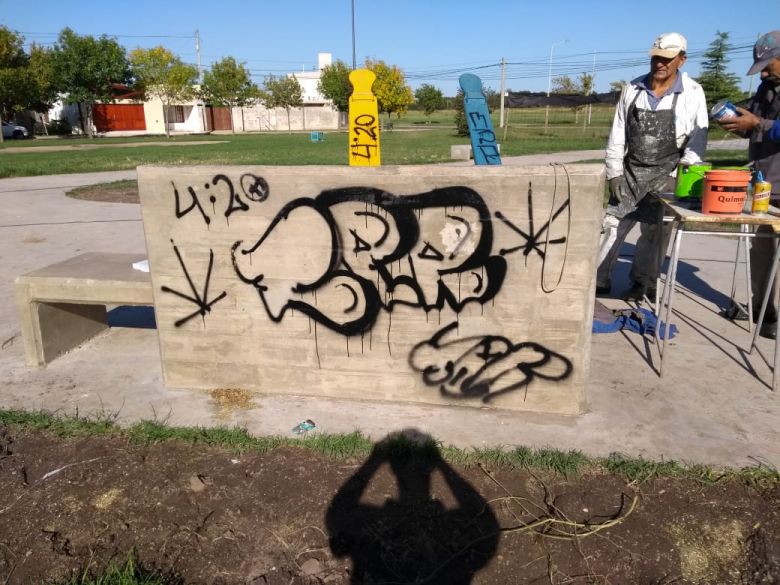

{"left": 143, "top": 97, "right": 205, "bottom": 134}
{"left": 232, "top": 103, "right": 339, "bottom": 132}
{"left": 288, "top": 52, "right": 332, "bottom": 104}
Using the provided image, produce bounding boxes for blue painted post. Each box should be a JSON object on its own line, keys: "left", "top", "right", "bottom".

{"left": 459, "top": 73, "right": 501, "bottom": 166}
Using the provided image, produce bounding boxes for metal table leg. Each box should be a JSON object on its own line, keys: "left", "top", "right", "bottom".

{"left": 656, "top": 218, "right": 679, "bottom": 347}
{"left": 659, "top": 225, "right": 683, "bottom": 377}
{"left": 750, "top": 236, "right": 780, "bottom": 356}
{"left": 729, "top": 226, "right": 753, "bottom": 331}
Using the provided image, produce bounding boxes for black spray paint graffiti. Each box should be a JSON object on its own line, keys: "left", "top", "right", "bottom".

{"left": 161, "top": 240, "right": 227, "bottom": 327}
{"left": 231, "top": 186, "right": 508, "bottom": 337}
{"left": 172, "top": 173, "right": 269, "bottom": 226}
{"left": 495, "top": 182, "right": 569, "bottom": 262}
{"left": 409, "top": 322, "right": 573, "bottom": 403}
{"left": 467, "top": 111, "right": 501, "bottom": 164}
{"left": 350, "top": 114, "right": 379, "bottom": 162}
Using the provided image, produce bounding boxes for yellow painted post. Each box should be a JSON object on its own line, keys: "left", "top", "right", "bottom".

{"left": 348, "top": 69, "right": 381, "bottom": 166}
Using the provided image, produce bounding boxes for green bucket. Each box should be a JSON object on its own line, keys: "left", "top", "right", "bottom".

{"left": 675, "top": 163, "right": 713, "bottom": 199}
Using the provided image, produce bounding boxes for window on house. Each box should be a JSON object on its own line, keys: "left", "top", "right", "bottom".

{"left": 168, "top": 106, "right": 185, "bottom": 124}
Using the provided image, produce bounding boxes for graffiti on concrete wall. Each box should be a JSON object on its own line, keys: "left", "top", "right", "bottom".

{"left": 152, "top": 167, "right": 580, "bottom": 405}
{"left": 230, "top": 185, "right": 508, "bottom": 336}
{"left": 172, "top": 173, "right": 270, "bottom": 226}
{"left": 348, "top": 70, "right": 381, "bottom": 166}
{"left": 409, "top": 322, "right": 572, "bottom": 403}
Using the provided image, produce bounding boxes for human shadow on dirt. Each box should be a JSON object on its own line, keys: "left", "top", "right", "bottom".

{"left": 325, "top": 429, "right": 499, "bottom": 585}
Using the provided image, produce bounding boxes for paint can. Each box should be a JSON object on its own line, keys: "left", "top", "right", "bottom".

{"left": 710, "top": 100, "right": 739, "bottom": 121}
{"left": 674, "top": 163, "right": 712, "bottom": 199}
{"left": 701, "top": 169, "right": 751, "bottom": 215}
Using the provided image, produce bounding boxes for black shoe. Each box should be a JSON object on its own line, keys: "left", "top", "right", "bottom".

{"left": 721, "top": 302, "right": 750, "bottom": 321}
{"left": 621, "top": 284, "right": 656, "bottom": 302}
{"left": 596, "top": 284, "right": 611, "bottom": 296}
{"left": 759, "top": 321, "right": 777, "bottom": 340}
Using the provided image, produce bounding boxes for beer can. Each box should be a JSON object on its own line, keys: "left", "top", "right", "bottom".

{"left": 710, "top": 100, "right": 739, "bottom": 120}
{"left": 752, "top": 180, "right": 772, "bottom": 213}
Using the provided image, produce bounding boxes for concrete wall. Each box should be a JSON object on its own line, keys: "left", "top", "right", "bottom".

{"left": 137, "top": 164, "right": 604, "bottom": 414}
{"left": 232, "top": 103, "right": 339, "bottom": 132}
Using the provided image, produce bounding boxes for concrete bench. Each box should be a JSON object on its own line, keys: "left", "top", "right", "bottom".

{"left": 450, "top": 144, "right": 502, "bottom": 161}
{"left": 15, "top": 253, "right": 154, "bottom": 366}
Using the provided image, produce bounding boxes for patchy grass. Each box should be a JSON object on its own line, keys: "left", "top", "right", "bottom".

{"left": 56, "top": 553, "right": 177, "bottom": 585}
{"left": 1, "top": 409, "right": 777, "bottom": 489}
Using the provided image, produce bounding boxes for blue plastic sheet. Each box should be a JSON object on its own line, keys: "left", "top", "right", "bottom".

{"left": 593, "top": 307, "right": 678, "bottom": 339}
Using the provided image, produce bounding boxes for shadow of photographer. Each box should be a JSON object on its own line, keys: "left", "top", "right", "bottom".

{"left": 325, "top": 429, "right": 499, "bottom": 584}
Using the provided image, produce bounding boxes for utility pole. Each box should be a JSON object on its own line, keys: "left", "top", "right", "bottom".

{"left": 195, "top": 29, "right": 202, "bottom": 81}
{"left": 587, "top": 50, "right": 596, "bottom": 126}
{"left": 499, "top": 57, "right": 506, "bottom": 128}
{"left": 545, "top": 40, "right": 567, "bottom": 133}
{"left": 195, "top": 30, "right": 206, "bottom": 133}
{"left": 351, "top": 0, "right": 357, "bottom": 70}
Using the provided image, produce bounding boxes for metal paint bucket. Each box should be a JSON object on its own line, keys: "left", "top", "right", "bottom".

{"left": 675, "top": 163, "right": 712, "bottom": 199}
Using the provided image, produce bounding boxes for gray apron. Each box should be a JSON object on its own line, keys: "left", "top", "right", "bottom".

{"left": 613, "top": 90, "right": 681, "bottom": 222}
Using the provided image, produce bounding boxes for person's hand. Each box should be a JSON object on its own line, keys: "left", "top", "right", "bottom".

{"left": 719, "top": 107, "right": 762, "bottom": 134}
{"left": 608, "top": 176, "right": 629, "bottom": 205}
{"left": 607, "top": 176, "right": 636, "bottom": 219}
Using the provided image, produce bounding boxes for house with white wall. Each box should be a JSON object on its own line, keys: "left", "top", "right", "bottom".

{"left": 48, "top": 53, "right": 339, "bottom": 135}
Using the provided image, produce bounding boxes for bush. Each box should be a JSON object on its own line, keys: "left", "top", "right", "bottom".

{"left": 45, "top": 119, "right": 73, "bottom": 135}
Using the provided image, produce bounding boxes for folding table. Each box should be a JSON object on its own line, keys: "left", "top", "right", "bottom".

{"left": 655, "top": 200, "right": 780, "bottom": 390}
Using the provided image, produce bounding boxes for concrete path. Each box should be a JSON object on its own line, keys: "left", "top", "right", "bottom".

{"left": 1, "top": 152, "right": 776, "bottom": 469}
{"left": 1, "top": 140, "right": 227, "bottom": 154}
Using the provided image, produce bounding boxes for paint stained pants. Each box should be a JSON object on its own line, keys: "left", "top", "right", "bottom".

{"left": 750, "top": 225, "right": 779, "bottom": 323}
{"left": 597, "top": 196, "right": 674, "bottom": 290}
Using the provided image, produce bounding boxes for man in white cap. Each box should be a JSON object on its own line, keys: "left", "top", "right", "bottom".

{"left": 597, "top": 32, "right": 708, "bottom": 301}
{"left": 719, "top": 31, "right": 780, "bottom": 339}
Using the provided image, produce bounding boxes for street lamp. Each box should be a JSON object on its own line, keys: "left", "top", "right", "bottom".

{"left": 545, "top": 39, "right": 567, "bottom": 133}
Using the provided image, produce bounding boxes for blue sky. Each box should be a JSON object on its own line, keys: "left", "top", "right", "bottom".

{"left": 0, "top": 0, "right": 767, "bottom": 96}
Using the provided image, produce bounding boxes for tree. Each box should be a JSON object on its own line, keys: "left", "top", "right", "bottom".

{"left": 27, "top": 44, "right": 57, "bottom": 113}
{"left": 317, "top": 59, "right": 351, "bottom": 112}
{"left": 552, "top": 73, "right": 594, "bottom": 95}
{"left": 130, "top": 46, "right": 198, "bottom": 137}
{"left": 414, "top": 83, "right": 445, "bottom": 120}
{"left": 551, "top": 75, "right": 577, "bottom": 94}
{"left": 552, "top": 72, "right": 596, "bottom": 122}
{"left": 453, "top": 89, "right": 468, "bottom": 136}
{"left": 579, "top": 73, "right": 594, "bottom": 96}
{"left": 609, "top": 80, "right": 626, "bottom": 92}
{"left": 263, "top": 74, "right": 303, "bottom": 133}
{"left": 483, "top": 87, "right": 501, "bottom": 111}
{"left": 201, "top": 57, "right": 262, "bottom": 134}
{"left": 696, "top": 31, "right": 744, "bottom": 108}
{"left": 52, "top": 28, "right": 131, "bottom": 137}
{"left": 365, "top": 59, "right": 414, "bottom": 121}
{"left": 0, "top": 26, "right": 29, "bottom": 142}
{"left": 0, "top": 28, "right": 57, "bottom": 141}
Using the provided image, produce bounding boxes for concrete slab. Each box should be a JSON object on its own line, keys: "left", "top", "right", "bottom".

{"left": 0, "top": 153, "right": 777, "bottom": 469}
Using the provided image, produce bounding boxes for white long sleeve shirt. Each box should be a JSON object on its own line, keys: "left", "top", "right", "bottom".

{"left": 604, "top": 71, "right": 709, "bottom": 180}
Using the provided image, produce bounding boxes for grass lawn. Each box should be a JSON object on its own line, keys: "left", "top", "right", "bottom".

{"left": 0, "top": 127, "right": 611, "bottom": 178}
{"left": 0, "top": 104, "right": 746, "bottom": 178}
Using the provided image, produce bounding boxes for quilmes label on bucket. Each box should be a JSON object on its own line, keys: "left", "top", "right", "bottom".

{"left": 752, "top": 180, "right": 772, "bottom": 213}
{"left": 710, "top": 100, "right": 739, "bottom": 120}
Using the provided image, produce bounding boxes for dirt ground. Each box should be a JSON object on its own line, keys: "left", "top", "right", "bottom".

{"left": 0, "top": 427, "right": 778, "bottom": 585}
{"left": 66, "top": 181, "right": 139, "bottom": 204}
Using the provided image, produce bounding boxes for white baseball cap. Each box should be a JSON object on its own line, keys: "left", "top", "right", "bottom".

{"left": 649, "top": 33, "right": 687, "bottom": 58}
